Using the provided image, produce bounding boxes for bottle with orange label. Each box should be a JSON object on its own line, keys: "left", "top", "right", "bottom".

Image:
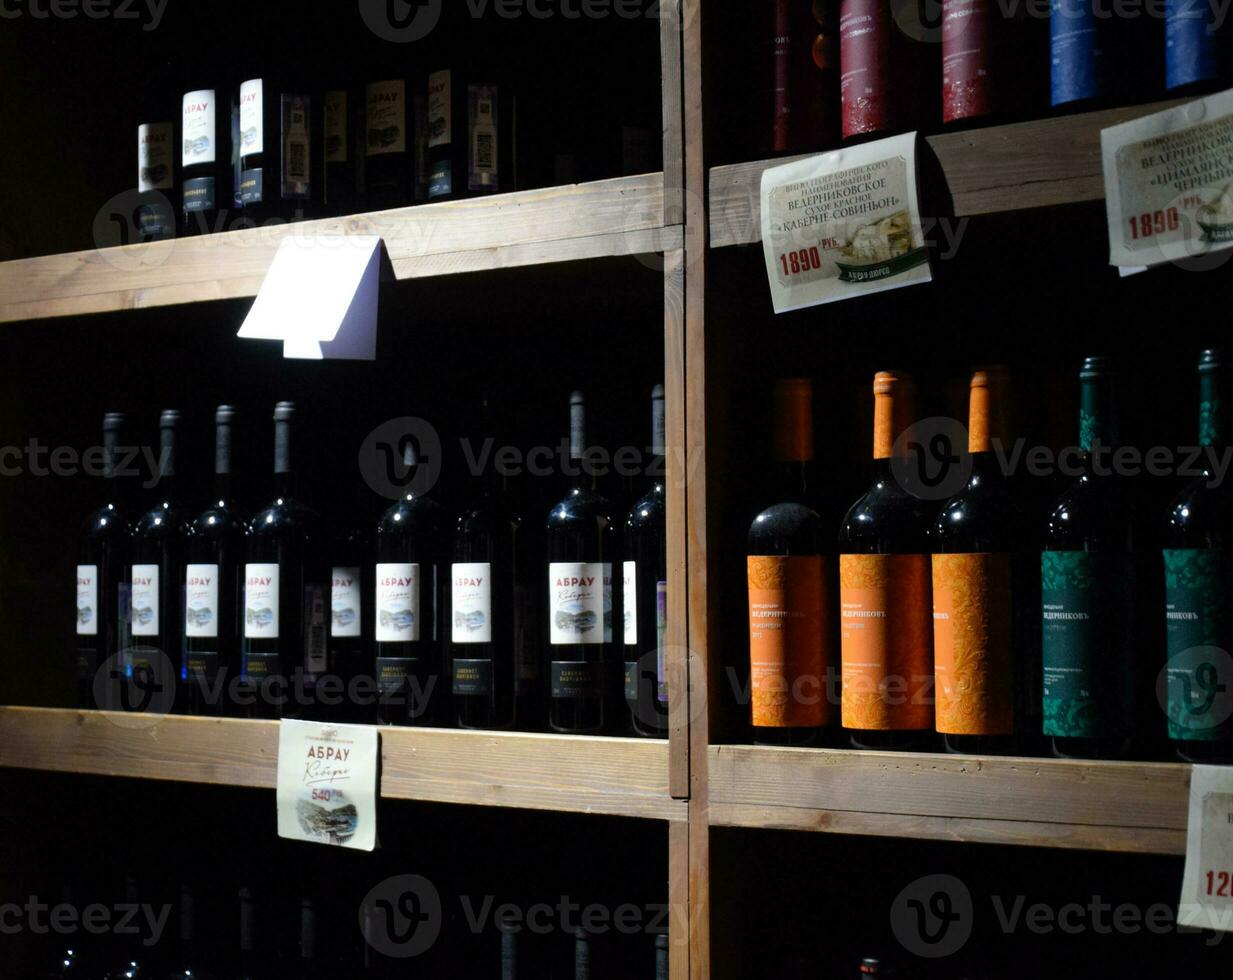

{"left": 930, "top": 368, "right": 1019, "bottom": 756}
{"left": 747, "top": 379, "right": 834, "bottom": 746}
{"left": 838, "top": 371, "right": 936, "bottom": 750}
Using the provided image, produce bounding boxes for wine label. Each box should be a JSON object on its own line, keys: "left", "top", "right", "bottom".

{"left": 138, "top": 123, "right": 174, "bottom": 191}
{"left": 185, "top": 563, "right": 220, "bottom": 639}
{"left": 468, "top": 83, "right": 498, "bottom": 192}
{"left": 1050, "top": 0, "right": 1106, "bottom": 106}
{"left": 324, "top": 91, "right": 348, "bottom": 163}
{"left": 331, "top": 567, "right": 362, "bottom": 639}
{"left": 941, "top": 0, "right": 994, "bottom": 124}
{"left": 240, "top": 78, "right": 265, "bottom": 157}
{"left": 1041, "top": 551, "right": 1135, "bottom": 738}
{"left": 76, "top": 565, "right": 98, "bottom": 637}
{"left": 839, "top": 0, "right": 891, "bottom": 139}
{"left": 453, "top": 658, "right": 493, "bottom": 697}
{"left": 428, "top": 70, "right": 452, "bottom": 149}
{"left": 623, "top": 561, "right": 638, "bottom": 646}
{"left": 748, "top": 554, "right": 830, "bottom": 729}
{"left": 657, "top": 580, "right": 668, "bottom": 704}
{"left": 451, "top": 562, "right": 492, "bottom": 644}
{"left": 366, "top": 80, "right": 407, "bottom": 157}
{"left": 1164, "top": 549, "right": 1233, "bottom": 743}
{"left": 131, "top": 564, "right": 160, "bottom": 638}
{"left": 245, "top": 563, "right": 280, "bottom": 640}
{"left": 839, "top": 553, "right": 933, "bottom": 731}
{"left": 281, "top": 94, "right": 311, "bottom": 199}
{"left": 549, "top": 562, "right": 611, "bottom": 645}
{"left": 550, "top": 660, "right": 603, "bottom": 699}
{"left": 183, "top": 176, "right": 216, "bottom": 213}
{"left": 376, "top": 656, "right": 416, "bottom": 695}
{"left": 182, "top": 89, "right": 216, "bottom": 166}
{"left": 376, "top": 563, "right": 420, "bottom": 642}
{"left": 239, "top": 168, "right": 264, "bottom": 206}
{"left": 931, "top": 552, "right": 1014, "bottom": 735}
{"left": 184, "top": 650, "right": 219, "bottom": 685}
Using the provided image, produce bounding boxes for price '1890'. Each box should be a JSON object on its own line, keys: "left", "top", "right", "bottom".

{"left": 779, "top": 247, "right": 822, "bottom": 277}
{"left": 1128, "top": 208, "right": 1180, "bottom": 240}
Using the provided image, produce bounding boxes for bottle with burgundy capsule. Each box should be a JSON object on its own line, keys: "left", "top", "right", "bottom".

{"left": 840, "top": 0, "right": 933, "bottom": 139}
{"left": 184, "top": 406, "right": 245, "bottom": 717}
{"left": 768, "top": 0, "right": 840, "bottom": 154}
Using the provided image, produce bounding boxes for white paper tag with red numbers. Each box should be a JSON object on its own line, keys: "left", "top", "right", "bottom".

{"left": 277, "top": 720, "right": 379, "bottom": 851}
{"left": 1179, "top": 765, "right": 1233, "bottom": 933}
{"left": 760, "top": 131, "right": 932, "bottom": 313}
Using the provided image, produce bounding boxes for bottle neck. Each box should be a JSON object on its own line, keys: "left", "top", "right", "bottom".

{"left": 179, "top": 886, "right": 196, "bottom": 951}
{"left": 300, "top": 901, "right": 318, "bottom": 961}
{"left": 1078, "top": 376, "right": 1117, "bottom": 454}
{"left": 274, "top": 418, "right": 294, "bottom": 498}
{"left": 157, "top": 426, "right": 178, "bottom": 498}
{"left": 215, "top": 419, "right": 233, "bottom": 498}
{"left": 103, "top": 429, "right": 120, "bottom": 482}
{"left": 1200, "top": 369, "right": 1226, "bottom": 449}
{"left": 239, "top": 890, "right": 258, "bottom": 958}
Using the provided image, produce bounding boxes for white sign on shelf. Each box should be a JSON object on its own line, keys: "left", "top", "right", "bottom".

{"left": 238, "top": 235, "right": 393, "bottom": 360}
{"left": 276, "top": 719, "right": 379, "bottom": 851}
{"left": 1101, "top": 88, "right": 1233, "bottom": 270}
{"left": 1179, "top": 765, "right": 1233, "bottom": 934}
{"left": 760, "top": 132, "right": 932, "bottom": 314}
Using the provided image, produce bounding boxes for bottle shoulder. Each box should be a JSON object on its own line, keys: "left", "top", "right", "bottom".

{"left": 1164, "top": 475, "right": 1233, "bottom": 549}
{"left": 248, "top": 496, "right": 320, "bottom": 538}
{"left": 546, "top": 485, "right": 615, "bottom": 530}
{"left": 1044, "top": 475, "right": 1133, "bottom": 550}
{"left": 748, "top": 501, "right": 823, "bottom": 554}
{"left": 188, "top": 499, "right": 247, "bottom": 539}
{"left": 132, "top": 501, "right": 191, "bottom": 539}
{"left": 838, "top": 479, "right": 933, "bottom": 552}
{"left": 625, "top": 484, "right": 666, "bottom": 530}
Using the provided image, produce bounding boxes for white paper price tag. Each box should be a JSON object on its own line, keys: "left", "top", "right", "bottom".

{"left": 1179, "top": 765, "right": 1233, "bottom": 933}
{"left": 1101, "top": 88, "right": 1233, "bottom": 270}
{"left": 277, "top": 719, "right": 379, "bottom": 851}
{"left": 760, "top": 132, "right": 932, "bottom": 314}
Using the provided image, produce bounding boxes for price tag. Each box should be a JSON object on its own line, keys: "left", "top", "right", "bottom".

{"left": 1178, "top": 765, "right": 1233, "bottom": 933}
{"left": 277, "top": 719, "right": 379, "bottom": 851}
{"left": 760, "top": 132, "right": 932, "bottom": 314}
{"left": 1101, "top": 88, "right": 1233, "bottom": 269}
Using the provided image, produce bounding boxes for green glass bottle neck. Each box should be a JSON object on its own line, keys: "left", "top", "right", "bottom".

{"left": 1078, "top": 378, "right": 1117, "bottom": 453}
{"left": 1199, "top": 371, "right": 1226, "bottom": 448}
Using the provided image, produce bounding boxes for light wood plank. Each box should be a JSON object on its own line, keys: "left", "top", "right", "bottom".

{"left": 660, "top": 0, "right": 686, "bottom": 225}
{"left": 669, "top": 818, "right": 691, "bottom": 980}
{"left": 708, "top": 744, "right": 1191, "bottom": 855}
{"left": 708, "top": 99, "right": 1190, "bottom": 248}
{"left": 0, "top": 174, "right": 671, "bottom": 324}
{"left": 0, "top": 707, "right": 684, "bottom": 822}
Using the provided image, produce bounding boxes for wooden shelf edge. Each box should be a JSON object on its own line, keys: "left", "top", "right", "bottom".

{"left": 708, "top": 99, "right": 1188, "bottom": 249}
{"left": 707, "top": 743, "right": 1191, "bottom": 855}
{"left": 0, "top": 173, "right": 674, "bottom": 325}
{"left": 0, "top": 707, "right": 684, "bottom": 823}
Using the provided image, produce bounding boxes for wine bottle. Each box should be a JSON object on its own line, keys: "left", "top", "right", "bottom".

{"left": 413, "top": 93, "right": 429, "bottom": 203}
{"left": 184, "top": 406, "right": 244, "bottom": 718}
{"left": 234, "top": 887, "right": 269, "bottom": 980}
{"left": 838, "top": 372, "right": 935, "bottom": 750}
{"left": 930, "top": 369, "right": 1017, "bottom": 754}
{"left": 573, "top": 929, "right": 591, "bottom": 980}
{"left": 239, "top": 76, "right": 314, "bottom": 223}
{"left": 78, "top": 413, "right": 130, "bottom": 709}
{"left": 466, "top": 80, "right": 509, "bottom": 197}
{"left": 374, "top": 440, "right": 449, "bottom": 726}
{"left": 426, "top": 68, "right": 462, "bottom": 201}
{"left": 181, "top": 86, "right": 226, "bottom": 235}
{"left": 1041, "top": 357, "right": 1135, "bottom": 759}
{"left": 546, "top": 392, "right": 620, "bottom": 735}
{"left": 129, "top": 410, "right": 188, "bottom": 713}
{"left": 241, "top": 403, "right": 327, "bottom": 720}
{"left": 500, "top": 927, "right": 518, "bottom": 980}
{"left": 625, "top": 385, "right": 670, "bottom": 738}
{"left": 98, "top": 875, "right": 155, "bottom": 980}
{"left": 452, "top": 406, "right": 532, "bottom": 731}
{"left": 326, "top": 487, "right": 373, "bottom": 723}
{"left": 365, "top": 77, "right": 412, "bottom": 210}
{"left": 1163, "top": 350, "right": 1233, "bottom": 763}
{"left": 166, "top": 883, "right": 215, "bottom": 980}
{"left": 748, "top": 379, "right": 831, "bottom": 746}
{"left": 322, "top": 86, "right": 360, "bottom": 217}
{"left": 1050, "top": 0, "right": 1112, "bottom": 108}
{"left": 655, "top": 935, "right": 669, "bottom": 980}
{"left": 1165, "top": 0, "right": 1231, "bottom": 93}
{"left": 136, "top": 120, "right": 175, "bottom": 241}
{"left": 941, "top": 0, "right": 998, "bottom": 124}
{"left": 839, "top": 0, "right": 893, "bottom": 140}
{"left": 298, "top": 897, "right": 322, "bottom": 980}
{"left": 769, "top": 0, "right": 839, "bottom": 155}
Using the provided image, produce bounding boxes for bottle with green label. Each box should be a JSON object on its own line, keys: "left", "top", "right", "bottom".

{"left": 1041, "top": 356, "right": 1136, "bottom": 759}
{"left": 1162, "top": 350, "right": 1233, "bottom": 763}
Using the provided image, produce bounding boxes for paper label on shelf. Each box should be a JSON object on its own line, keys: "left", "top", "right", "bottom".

{"left": 1179, "top": 765, "right": 1233, "bottom": 933}
{"left": 451, "top": 562, "right": 492, "bottom": 644}
{"left": 77, "top": 565, "right": 98, "bottom": 637}
{"left": 131, "top": 564, "right": 159, "bottom": 637}
{"left": 185, "top": 563, "right": 220, "bottom": 639}
{"left": 1101, "top": 88, "right": 1233, "bottom": 268}
{"left": 244, "top": 563, "right": 280, "bottom": 639}
{"left": 277, "top": 719, "right": 378, "bottom": 852}
{"left": 760, "top": 131, "right": 932, "bottom": 313}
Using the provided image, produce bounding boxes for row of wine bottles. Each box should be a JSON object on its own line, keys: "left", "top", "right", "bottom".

{"left": 747, "top": 352, "right": 1233, "bottom": 762}
{"left": 76, "top": 390, "right": 668, "bottom": 737}
{"left": 768, "top": 0, "right": 1231, "bottom": 152}
{"left": 42, "top": 876, "right": 667, "bottom": 979}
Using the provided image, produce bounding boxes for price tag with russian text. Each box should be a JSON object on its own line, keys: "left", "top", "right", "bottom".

{"left": 1179, "top": 765, "right": 1233, "bottom": 933}
{"left": 277, "top": 719, "right": 379, "bottom": 851}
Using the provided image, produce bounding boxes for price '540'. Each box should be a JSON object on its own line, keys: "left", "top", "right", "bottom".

{"left": 779, "top": 246, "right": 822, "bottom": 278}
{"left": 1205, "top": 870, "right": 1233, "bottom": 898}
{"left": 1128, "top": 208, "right": 1180, "bottom": 240}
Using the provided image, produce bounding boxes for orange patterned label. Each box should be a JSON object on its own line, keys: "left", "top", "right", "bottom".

{"left": 931, "top": 553, "right": 1014, "bottom": 735}
{"left": 748, "top": 555, "right": 830, "bottom": 728}
{"left": 839, "top": 553, "right": 933, "bottom": 731}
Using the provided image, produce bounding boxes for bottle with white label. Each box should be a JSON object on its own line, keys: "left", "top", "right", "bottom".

{"left": 545, "top": 392, "right": 621, "bottom": 734}
{"left": 374, "top": 438, "right": 449, "bottom": 726}
{"left": 184, "top": 407, "right": 245, "bottom": 717}
{"left": 623, "top": 385, "right": 669, "bottom": 738}
{"left": 364, "top": 76, "right": 412, "bottom": 211}
{"left": 425, "top": 68, "right": 463, "bottom": 202}
{"left": 181, "top": 86, "right": 226, "bottom": 235}
{"left": 136, "top": 120, "right": 176, "bottom": 241}
{"left": 77, "top": 413, "right": 131, "bottom": 709}
{"left": 327, "top": 481, "right": 376, "bottom": 724}
{"left": 452, "top": 400, "right": 534, "bottom": 731}
{"left": 237, "top": 76, "right": 314, "bottom": 224}
{"left": 128, "top": 410, "right": 189, "bottom": 712}
{"left": 241, "top": 403, "right": 326, "bottom": 720}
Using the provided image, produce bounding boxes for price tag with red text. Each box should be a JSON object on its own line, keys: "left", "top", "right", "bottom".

{"left": 1179, "top": 765, "right": 1233, "bottom": 933}
{"left": 277, "top": 719, "right": 379, "bottom": 851}
{"left": 760, "top": 132, "right": 932, "bottom": 313}
{"left": 1101, "top": 88, "right": 1233, "bottom": 269}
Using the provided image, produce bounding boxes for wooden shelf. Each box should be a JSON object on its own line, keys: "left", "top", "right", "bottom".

{"left": 0, "top": 707, "right": 684, "bottom": 823}
{"left": 708, "top": 99, "right": 1186, "bottom": 249}
{"left": 707, "top": 744, "right": 1190, "bottom": 855}
{"left": 0, "top": 174, "right": 681, "bottom": 325}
